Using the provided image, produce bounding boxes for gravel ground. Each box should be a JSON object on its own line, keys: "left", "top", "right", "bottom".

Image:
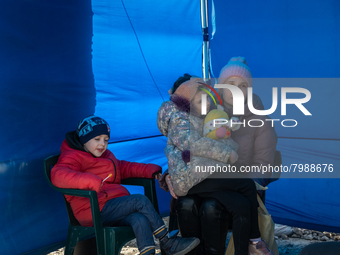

{"left": 47, "top": 217, "right": 339, "bottom": 255}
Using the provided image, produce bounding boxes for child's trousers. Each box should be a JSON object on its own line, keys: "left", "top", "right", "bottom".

{"left": 100, "top": 194, "right": 167, "bottom": 255}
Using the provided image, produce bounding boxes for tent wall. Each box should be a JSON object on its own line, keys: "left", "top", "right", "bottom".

{"left": 0, "top": 0, "right": 201, "bottom": 254}
{"left": 92, "top": 0, "right": 202, "bottom": 142}
{"left": 209, "top": 0, "right": 340, "bottom": 78}
{"left": 0, "top": 0, "right": 339, "bottom": 254}
{"left": 208, "top": 0, "right": 340, "bottom": 232}
{"left": 91, "top": 0, "right": 202, "bottom": 214}
{"left": 0, "top": 1, "right": 95, "bottom": 254}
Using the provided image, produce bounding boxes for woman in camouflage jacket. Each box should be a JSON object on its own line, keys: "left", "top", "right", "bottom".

{"left": 157, "top": 75, "right": 239, "bottom": 196}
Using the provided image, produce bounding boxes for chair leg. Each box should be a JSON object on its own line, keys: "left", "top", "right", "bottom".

{"left": 103, "top": 227, "right": 135, "bottom": 255}
{"left": 73, "top": 237, "right": 97, "bottom": 255}
{"left": 64, "top": 245, "right": 74, "bottom": 255}
{"left": 168, "top": 212, "right": 179, "bottom": 232}
{"left": 65, "top": 225, "right": 96, "bottom": 255}
{"left": 64, "top": 225, "right": 77, "bottom": 255}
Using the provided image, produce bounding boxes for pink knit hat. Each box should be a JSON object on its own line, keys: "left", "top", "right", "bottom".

{"left": 168, "top": 78, "right": 203, "bottom": 101}
{"left": 218, "top": 56, "right": 252, "bottom": 86}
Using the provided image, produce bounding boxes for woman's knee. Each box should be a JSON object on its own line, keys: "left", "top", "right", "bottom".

{"left": 176, "top": 195, "right": 202, "bottom": 217}
{"left": 199, "top": 198, "right": 229, "bottom": 221}
{"left": 176, "top": 195, "right": 202, "bottom": 238}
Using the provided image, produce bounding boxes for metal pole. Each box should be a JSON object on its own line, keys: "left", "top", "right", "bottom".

{"left": 201, "top": 0, "right": 210, "bottom": 81}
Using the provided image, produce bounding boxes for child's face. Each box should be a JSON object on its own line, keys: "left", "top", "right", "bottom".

{"left": 222, "top": 76, "right": 249, "bottom": 105}
{"left": 84, "top": 134, "right": 109, "bottom": 157}
{"left": 192, "top": 90, "right": 210, "bottom": 114}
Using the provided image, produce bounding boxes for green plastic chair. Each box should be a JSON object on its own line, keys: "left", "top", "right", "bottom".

{"left": 43, "top": 154, "right": 160, "bottom": 255}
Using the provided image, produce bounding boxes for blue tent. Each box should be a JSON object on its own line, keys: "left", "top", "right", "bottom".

{"left": 0, "top": 0, "right": 339, "bottom": 254}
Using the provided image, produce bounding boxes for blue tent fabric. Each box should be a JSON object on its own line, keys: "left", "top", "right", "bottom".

{"left": 209, "top": 0, "right": 340, "bottom": 78}
{"left": 92, "top": 0, "right": 202, "bottom": 142}
{"left": 267, "top": 138, "right": 340, "bottom": 231}
{"left": 208, "top": 0, "right": 340, "bottom": 234}
{"left": 0, "top": 0, "right": 339, "bottom": 254}
{"left": 91, "top": 0, "right": 202, "bottom": 214}
{"left": 0, "top": 0, "right": 201, "bottom": 254}
{"left": 0, "top": 0, "right": 95, "bottom": 162}
{"left": 0, "top": 1, "right": 95, "bottom": 254}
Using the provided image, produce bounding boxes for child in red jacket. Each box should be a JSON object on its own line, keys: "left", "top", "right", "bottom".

{"left": 51, "top": 116, "right": 199, "bottom": 255}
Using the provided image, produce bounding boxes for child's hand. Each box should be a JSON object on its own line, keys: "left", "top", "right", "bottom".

{"left": 229, "top": 150, "right": 239, "bottom": 164}
{"left": 154, "top": 173, "right": 162, "bottom": 180}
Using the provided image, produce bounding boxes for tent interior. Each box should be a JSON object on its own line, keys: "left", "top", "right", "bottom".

{"left": 1, "top": 0, "right": 339, "bottom": 254}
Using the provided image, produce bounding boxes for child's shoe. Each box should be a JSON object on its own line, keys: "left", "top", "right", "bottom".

{"left": 248, "top": 240, "right": 275, "bottom": 255}
{"left": 160, "top": 232, "right": 200, "bottom": 255}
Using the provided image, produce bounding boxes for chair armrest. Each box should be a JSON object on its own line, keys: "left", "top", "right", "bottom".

{"left": 121, "top": 177, "right": 153, "bottom": 186}
{"left": 121, "top": 178, "right": 159, "bottom": 214}
{"left": 44, "top": 154, "right": 104, "bottom": 246}
{"left": 53, "top": 187, "right": 103, "bottom": 229}
{"left": 55, "top": 187, "right": 96, "bottom": 198}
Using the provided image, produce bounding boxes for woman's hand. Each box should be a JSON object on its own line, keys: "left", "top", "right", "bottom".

{"left": 165, "top": 175, "right": 178, "bottom": 199}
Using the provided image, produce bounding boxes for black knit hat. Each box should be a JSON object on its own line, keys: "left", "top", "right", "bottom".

{"left": 76, "top": 116, "right": 110, "bottom": 144}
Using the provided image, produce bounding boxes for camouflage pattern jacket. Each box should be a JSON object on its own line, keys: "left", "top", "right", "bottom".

{"left": 157, "top": 95, "right": 238, "bottom": 196}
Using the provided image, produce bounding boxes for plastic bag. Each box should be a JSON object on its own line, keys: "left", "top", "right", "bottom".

{"left": 225, "top": 194, "right": 279, "bottom": 255}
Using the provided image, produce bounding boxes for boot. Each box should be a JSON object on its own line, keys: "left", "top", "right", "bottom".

{"left": 248, "top": 240, "right": 275, "bottom": 255}
{"left": 160, "top": 231, "right": 200, "bottom": 255}
{"left": 200, "top": 198, "right": 230, "bottom": 255}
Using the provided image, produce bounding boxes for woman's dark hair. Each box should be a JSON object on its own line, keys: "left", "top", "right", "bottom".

{"left": 171, "top": 73, "right": 192, "bottom": 94}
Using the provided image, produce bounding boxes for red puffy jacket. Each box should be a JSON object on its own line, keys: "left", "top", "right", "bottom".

{"left": 51, "top": 140, "right": 161, "bottom": 226}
